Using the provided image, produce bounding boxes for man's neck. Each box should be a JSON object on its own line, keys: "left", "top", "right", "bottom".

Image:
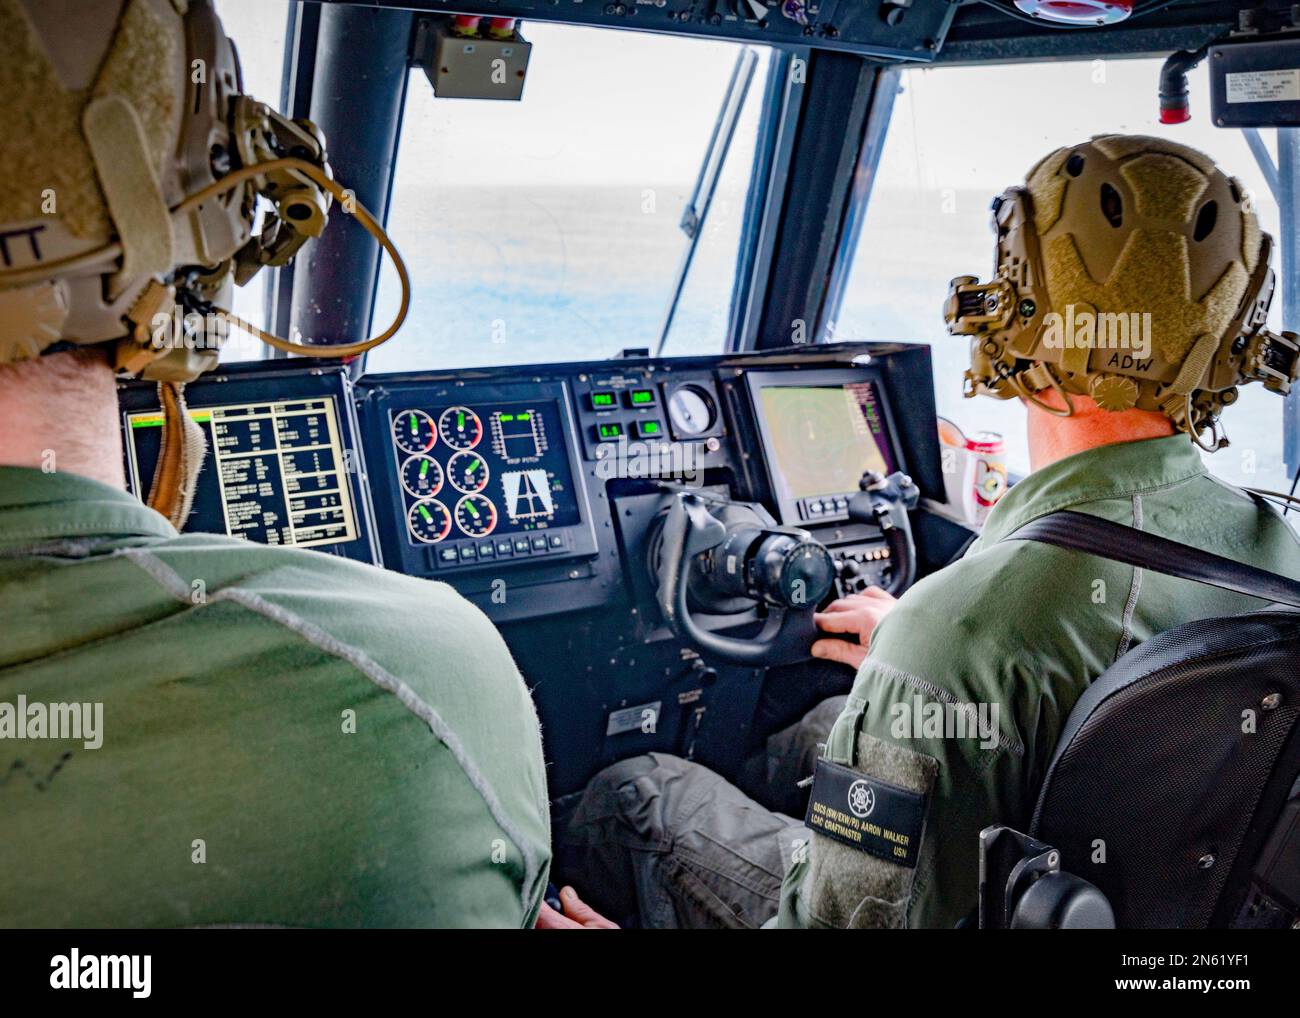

{"left": 1026, "top": 393, "right": 1176, "bottom": 472}
{"left": 0, "top": 350, "right": 125, "bottom": 489}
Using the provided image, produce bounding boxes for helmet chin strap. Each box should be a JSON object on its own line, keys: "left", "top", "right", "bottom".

{"left": 145, "top": 380, "right": 207, "bottom": 529}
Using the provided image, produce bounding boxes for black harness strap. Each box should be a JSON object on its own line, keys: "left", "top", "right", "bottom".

{"left": 1005, "top": 510, "right": 1300, "bottom": 610}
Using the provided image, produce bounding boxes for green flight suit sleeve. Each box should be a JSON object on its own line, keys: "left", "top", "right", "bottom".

{"left": 779, "top": 562, "right": 1073, "bottom": 929}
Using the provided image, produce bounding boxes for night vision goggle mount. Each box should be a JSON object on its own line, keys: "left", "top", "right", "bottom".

{"left": 943, "top": 187, "right": 1300, "bottom": 452}
{"left": 229, "top": 97, "right": 333, "bottom": 284}
{"left": 118, "top": 96, "right": 335, "bottom": 375}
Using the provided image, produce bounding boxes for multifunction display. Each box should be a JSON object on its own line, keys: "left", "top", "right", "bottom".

{"left": 750, "top": 374, "right": 902, "bottom": 525}
{"left": 125, "top": 397, "right": 358, "bottom": 549}
{"left": 389, "top": 400, "right": 582, "bottom": 553}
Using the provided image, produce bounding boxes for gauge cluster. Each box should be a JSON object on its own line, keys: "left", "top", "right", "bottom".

{"left": 357, "top": 378, "right": 601, "bottom": 587}
{"left": 572, "top": 371, "right": 727, "bottom": 461}
{"left": 388, "top": 399, "right": 583, "bottom": 556}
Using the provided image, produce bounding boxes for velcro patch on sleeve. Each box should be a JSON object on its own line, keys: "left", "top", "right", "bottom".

{"left": 804, "top": 758, "right": 928, "bottom": 868}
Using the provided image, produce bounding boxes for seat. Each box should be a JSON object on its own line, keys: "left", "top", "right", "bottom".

{"left": 979, "top": 510, "right": 1300, "bottom": 929}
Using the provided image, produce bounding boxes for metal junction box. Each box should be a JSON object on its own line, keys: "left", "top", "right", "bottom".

{"left": 1210, "top": 35, "right": 1300, "bottom": 128}
{"left": 424, "top": 25, "right": 531, "bottom": 101}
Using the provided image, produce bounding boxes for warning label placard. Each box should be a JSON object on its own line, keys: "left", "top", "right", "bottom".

{"left": 1226, "top": 68, "right": 1300, "bottom": 104}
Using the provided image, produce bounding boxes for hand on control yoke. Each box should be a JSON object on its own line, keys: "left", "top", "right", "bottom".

{"left": 810, "top": 588, "right": 899, "bottom": 670}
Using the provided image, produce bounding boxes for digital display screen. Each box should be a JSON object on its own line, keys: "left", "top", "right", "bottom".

{"left": 389, "top": 399, "right": 581, "bottom": 545}
{"left": 759, "top": 382, "right": 897, "bottom": 501}
{"left": 124, "top": 397, "right": 359, "bottom": 549}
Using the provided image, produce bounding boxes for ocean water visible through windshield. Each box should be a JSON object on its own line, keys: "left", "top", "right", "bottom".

{"left": 368, "top": 24, "right": 773, "bottom": 370}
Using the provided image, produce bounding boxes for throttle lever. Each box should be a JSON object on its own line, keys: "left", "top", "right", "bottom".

{"left": 846, "top": 470, "right": 920, "bottom": 596}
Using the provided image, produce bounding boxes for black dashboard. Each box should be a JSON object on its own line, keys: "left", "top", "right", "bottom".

{"left": 119, "top": 342, "right": 968, "bottom": 795}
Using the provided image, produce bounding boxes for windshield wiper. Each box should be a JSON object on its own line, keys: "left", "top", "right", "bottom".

{"left": 656, "top": 47, "right": 760, "bottom": 356}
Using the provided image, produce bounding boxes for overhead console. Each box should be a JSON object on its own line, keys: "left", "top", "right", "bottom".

{"left": 383, "top": 0, "right": 958, "bottom": 62}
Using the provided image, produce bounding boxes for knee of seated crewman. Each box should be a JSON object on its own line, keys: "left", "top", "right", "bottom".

{"left": 564, "top": 753, "right": 717, "bottom": 852}
{"left": 557, "top": 753, "right": 708, "bottom": 923}
{"left": 561, "top": 752, "right": 806, "bottom": 928}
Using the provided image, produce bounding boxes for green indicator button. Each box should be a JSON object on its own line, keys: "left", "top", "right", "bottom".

{"left": 628, "top": 389, "right": 655, "bottom": 406}
{"left": 589, "top": 392, "right": 616, "bottom": 410}
{"left": 634, "top": 419, "right": 663, "bottom": 439}
{"left": 597, "top": 422, "right": 624, "bottom": 440}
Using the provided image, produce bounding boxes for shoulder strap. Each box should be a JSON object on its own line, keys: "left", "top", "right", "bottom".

{"left": 1006, "top": 510, "right": 1300, "bottom": 611}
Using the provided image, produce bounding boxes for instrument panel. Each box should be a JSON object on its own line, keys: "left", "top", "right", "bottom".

{"left": 117, "top": 344, "right": 956, "bottom": 795}
{"left": 356, "top": 378, "right": 601, "bottom": 585}
{"left": 119, "top": 366, "right": 380, "bottom": 563}
{"left": 118, "top": 344, "right": 946, "bottom": 621}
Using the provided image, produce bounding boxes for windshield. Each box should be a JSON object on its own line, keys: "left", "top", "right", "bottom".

{"left": 367, "top": 23, "right": 773, "bottom": 372}
{"left": 215, "top": 0, "right": 289, "bottom": 361}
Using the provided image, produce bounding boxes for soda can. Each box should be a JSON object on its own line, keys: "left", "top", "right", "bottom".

{"left": 938, "top": 418, "right": 1007, "bottom": 527}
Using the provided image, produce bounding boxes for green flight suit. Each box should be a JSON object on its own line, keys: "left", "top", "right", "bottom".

{"left": 780, "top": 434, "right": 1300, "bottom": 928}
{"left": 0, "top": 467, "right": 551, "bottom": 928}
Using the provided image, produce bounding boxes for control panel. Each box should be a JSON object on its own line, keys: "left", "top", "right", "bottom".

{"left": 117, "top": 344, "right": 957, "bottom": 796}
{"left": 376, "top": 0, "right": 960, "bottom": 62}
{"left": 119, "top": 345, "right": 948, "bottom": 620}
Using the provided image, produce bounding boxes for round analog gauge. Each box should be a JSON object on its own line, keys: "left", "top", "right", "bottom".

{"left": 407, "top": 498, "right": 452, "bottom": 544}
{"left": 400, "top": 454, "right": 444, "bottom": 498}
{"left": 439, "top": 406, "right": 483, "bottom": 449}
{"left": 455, "top": 493, "right": 497, "bottom": 538}
{"left": 447, "top": 450, "right": 490, "bottom": 494}
{"left": 667, "top": 385, "right": 716, "bottom": 437}
{"left": 393, "top": 409, "right": 436, "bottom": 454}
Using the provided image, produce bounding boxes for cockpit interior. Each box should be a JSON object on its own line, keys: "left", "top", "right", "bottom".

{"left": 9, "top": 0, "right": 1300, "bottom": 953}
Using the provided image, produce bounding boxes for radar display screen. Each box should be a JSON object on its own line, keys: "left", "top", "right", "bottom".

{"left": 757, "top": 381, "right": 898, "bottom": 520}
{"left": 124, "top": 397, "right": 359, "bottom": 549}
{"left": 389, "top": 399, "right": 581, "bottom": 545}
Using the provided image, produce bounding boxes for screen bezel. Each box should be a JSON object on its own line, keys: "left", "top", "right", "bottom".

{"left": 117, "top": 364, "right": 382, "bottom": 565}
{"left": 743, "top": 366, "right": 908, "bottom": 527}
{"left": 356, "top": 376, "right": 599, "bottom": 576}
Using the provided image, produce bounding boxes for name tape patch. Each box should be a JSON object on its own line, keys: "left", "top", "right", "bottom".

{"left": 804, "top": 758, "right": 927, "bottom": 868}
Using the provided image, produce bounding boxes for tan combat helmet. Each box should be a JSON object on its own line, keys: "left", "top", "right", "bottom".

{"left": 0, "top": 0, "right": 407, "bottom": 523}
{"left": 944, "top": 135, "right": 1300, "bottom": 451}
